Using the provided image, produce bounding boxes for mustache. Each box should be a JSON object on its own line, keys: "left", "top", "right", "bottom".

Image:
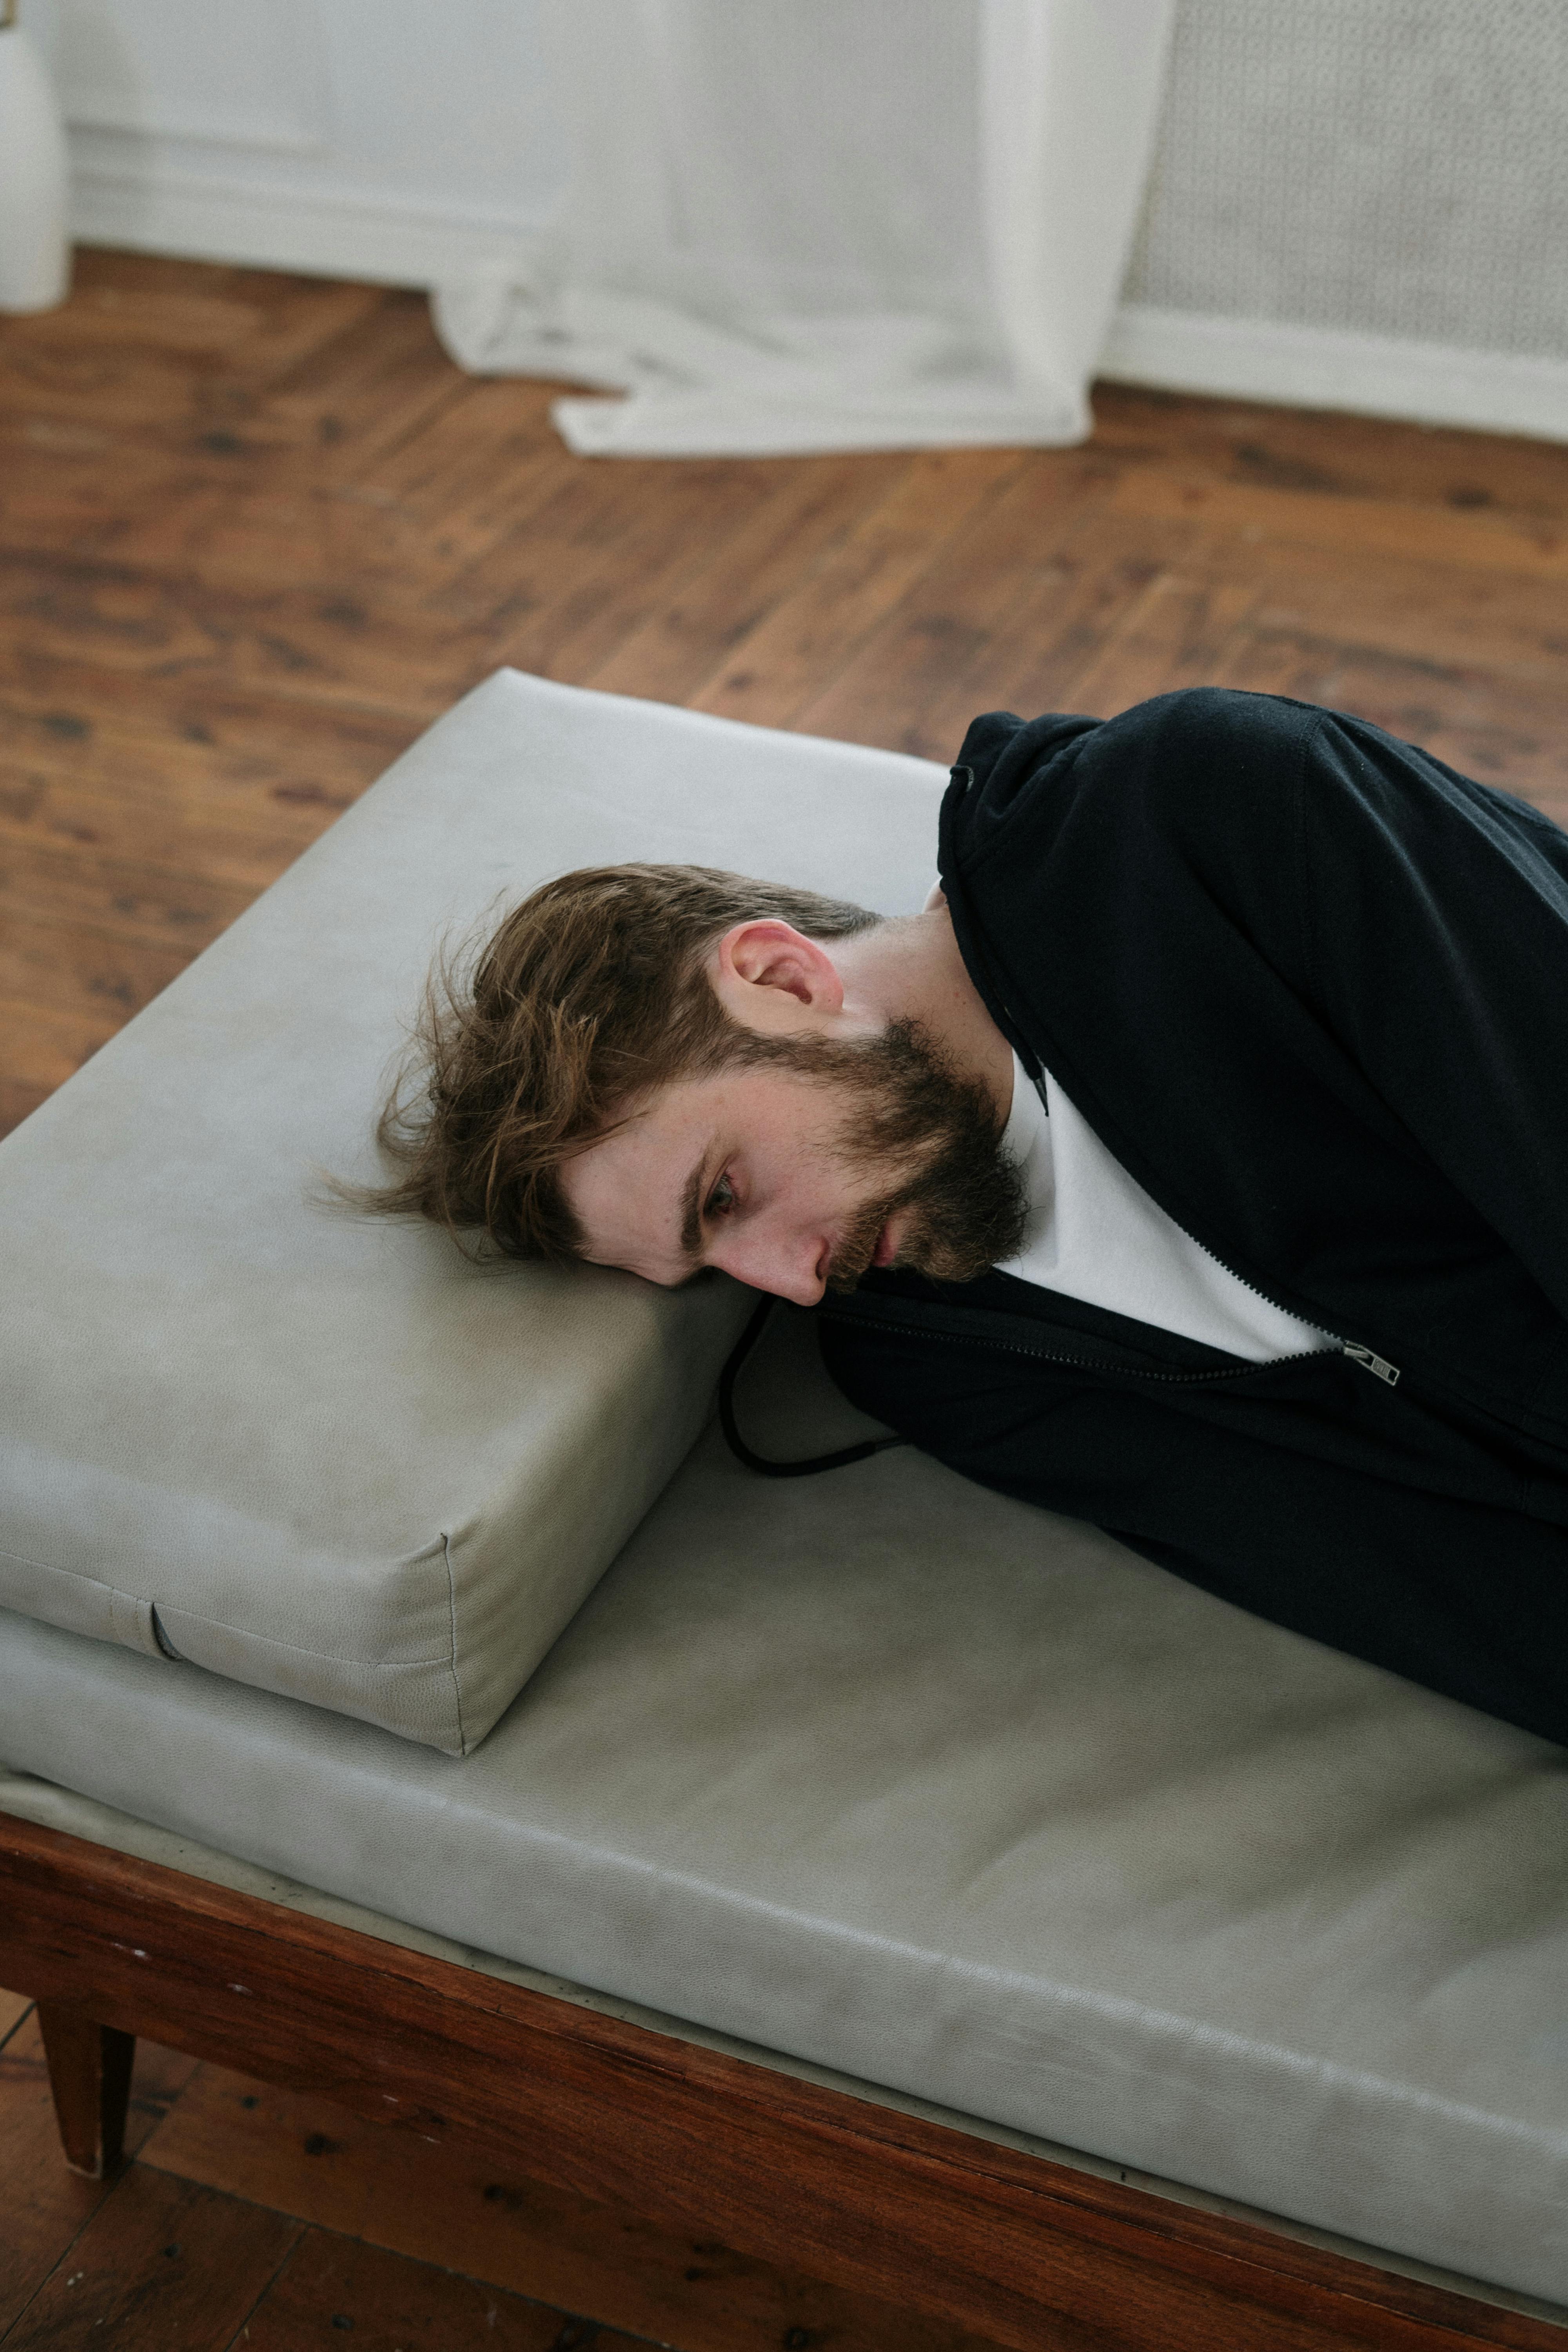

{"left": 827, "top": 1122, "right": 1028, "bottom": 1293}
{"left": 726, "top": 1013, "right": 1029, "bottom": 1294}
{"left": 825, "top": 1193, "right": 893, "bottom": 1293}
{"left": 825, "top": 1053, "right": 1029, "bottom": 1294}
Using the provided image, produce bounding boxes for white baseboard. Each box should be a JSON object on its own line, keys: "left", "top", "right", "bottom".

{"left": 69, "top": 163, "right": 541, "bottom": 290}
{"left": 1101, "top": 303, "right": 1568, "bottom": 445}
{"left": 69, "top": 165, "right": 1568, "bottom": 447}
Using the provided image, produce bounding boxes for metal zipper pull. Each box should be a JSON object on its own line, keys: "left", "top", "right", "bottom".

{"left": 1343, "top": 1342, "right": 1401, "bottom": 1386}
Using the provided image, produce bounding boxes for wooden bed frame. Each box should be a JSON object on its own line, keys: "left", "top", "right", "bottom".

{"left": 2, "top": 1811, "right": 1562, "bottom": 2352}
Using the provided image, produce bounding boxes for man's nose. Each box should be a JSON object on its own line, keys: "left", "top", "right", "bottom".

{"left": 712, "top": 1228, "right": 828, "bottom": 1307}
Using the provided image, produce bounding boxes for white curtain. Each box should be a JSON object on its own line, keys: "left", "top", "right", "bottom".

{"left": 432, "top": 0, "right": 1176, "bottom": 457}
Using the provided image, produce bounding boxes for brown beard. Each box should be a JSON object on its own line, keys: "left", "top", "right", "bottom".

{"left": 724, "top": 1016, "right": 1028, "bottom": 1292}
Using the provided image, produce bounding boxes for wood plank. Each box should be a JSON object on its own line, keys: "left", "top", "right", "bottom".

{"left": 0, "top": 903, "right": 192, "bottom": 1028}
{"left": 432, "top": 454, "right": 799, "bottom": 689}
{"left": 0, "top": 839, "right": 253, "bottom": 957}
{"left": 354, "top": 375, "right": 569, "bottom": 515}
{"left": 3, "top": 1818, "right": 1559, "bottom": 2352}
{"left": 536, "top": 458, "right": 870, "bottom": 690}
{"left": 585, "top": 447, "right": 920, "bottom": 708}
{"left": 256, "top": 289, "right": 468, "bottom": 468}
{"left": 142, "top": 2062, "right": 1011, "bottom": 2352}
{"left": 1044, "top": 559, "right": 1259, "bottom": 716}
{"left": 0, "top": 2010, "right": 197, "bottom": 2337}
{"left": 0, "top": 1988, "right": 33, "bottom": 2043}
{"left": 0, "top": 321, "right": 280, "bottom": 441}
{"left": 1241, "top": 539, "right": 1568, "bottom": 685}
{"left": 4, "top": 252, "right": 382, "bottom": 372}
{"left": 0, "top": 271, "right": 383, "bottom": 437}
{"left": 0, "top": 997, "right": 147, "bottom": 1096}
{"left": 0, "top": 1078, "right": 50, "bottom": 1140}
{"left": 62, "top": 388, "right": 552, "bottom": 595}
{"left": 0, "top": 338, "right": 484, "bottom": 586}
{"left": 116, "top": 394, "right": 579, "bottom": 593}
{"left": 794, "top": 481, "right": 1183, "bottom": 758}
{"left": 64, "top": 373, "right": 578, "bottom": 614}
{"left": 0, "top": 423, "right": 216, "bottom": 567}
{"left": 1110, "top": 469, "right": 1568, "bottom": 579}
{"left": 0, "top": 671, "right": 419, "bottom": 1018}
{"left": 0, "top": 773, "right": 331, "bottom": 896}
{"left": 0, "top": 671, "right": 418, "bottom": 806}
{"left": 0, "top": 2161, "right": 298, "bottom": 2352}
{"left": 234, "top": 2228, "right": 651, "bottom": 2352}
{"left": 188, "top": 377, "right": 593, "bottom": 597}
{"left": 679, "top": 446, "right": 1028, "bottom": 729}
{"left": 0, "top": 289, "right": 464, "bottom": 514}
{"left": 1052, "top": 553, "right": 1568, "bottom": 808}
{"left": 0, "top": 551, "right": 481, "bottom": 717}
{"left": 1215, "top": 624, "right": 1568, "bottom": 804}
{"left": 1090, "top": 384, "right": 1568, "bottom": 526}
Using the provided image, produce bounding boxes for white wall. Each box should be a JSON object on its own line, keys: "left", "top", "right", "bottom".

{"left": 26, "top": 0, "right": 566, "bottom": 282}
{"left": 27, "top": 0, "right": 1568, "bottom": 442}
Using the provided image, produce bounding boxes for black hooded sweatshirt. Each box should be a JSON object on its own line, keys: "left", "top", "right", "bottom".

{"left": 818, "top": 687, "right": 1568, "bottom": 1744}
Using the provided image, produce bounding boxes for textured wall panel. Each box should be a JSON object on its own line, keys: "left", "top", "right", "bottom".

{"left": 1124, "top": 0, "right": 1568, "bottom": 360}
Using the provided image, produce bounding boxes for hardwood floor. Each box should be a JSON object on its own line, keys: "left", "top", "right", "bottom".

{"left": 2, "top": 249, "right": 1566, "bottom": 2346}
{"left": 0, "top": 1998, "right": 1007, "bottom": 2351}
{"left": 2, "top": 247, "right": 1566, "bottom": 1145}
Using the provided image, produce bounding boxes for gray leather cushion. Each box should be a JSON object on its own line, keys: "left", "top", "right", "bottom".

{"left": 4, "top": 1766, "right": 1559, "bottom": 2332}
{"left": 1, "top": 1308, "right": 1564, "bottom": 2306}
{"left": 0, "top": 670, "right": 944, "bottom": 1751}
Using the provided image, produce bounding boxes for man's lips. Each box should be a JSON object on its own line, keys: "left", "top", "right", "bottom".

{"left": 823, "top": 1214, "right": 898, "bottom": 1291}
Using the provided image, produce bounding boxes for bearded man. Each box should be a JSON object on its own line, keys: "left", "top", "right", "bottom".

{"left": 367, "top": 686, "right": 1568, "bottom": 1746}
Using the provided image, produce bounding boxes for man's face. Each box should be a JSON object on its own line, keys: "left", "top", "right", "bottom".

{"left": 560, "top": 1020, "right": 1027, "bottom": 1305}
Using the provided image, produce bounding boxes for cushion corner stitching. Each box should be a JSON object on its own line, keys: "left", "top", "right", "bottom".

{"left": 441, "top": 1530, "right": 467, "bottom": 1753}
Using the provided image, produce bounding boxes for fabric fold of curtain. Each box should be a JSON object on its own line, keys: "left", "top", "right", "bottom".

{"left": 433, "top": 0, "right": 1175, "bottom": 457}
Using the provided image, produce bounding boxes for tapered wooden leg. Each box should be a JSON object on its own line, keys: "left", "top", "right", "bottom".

{"left": 36, "top": 1999, "right": 136, "bottom": 2178}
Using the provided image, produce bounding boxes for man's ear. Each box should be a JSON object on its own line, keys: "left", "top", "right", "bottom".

{"left": 711, "top": 920, "right": 844, "bottom": 1031}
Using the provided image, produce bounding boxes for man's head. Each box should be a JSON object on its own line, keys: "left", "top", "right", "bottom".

{"left": 366, "top": 863, "right": 1025, "bottom": 1303}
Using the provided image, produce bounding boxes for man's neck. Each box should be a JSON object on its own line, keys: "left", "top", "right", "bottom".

{"left": 829, "top": 899, "right": 1015, "bottom": 1122}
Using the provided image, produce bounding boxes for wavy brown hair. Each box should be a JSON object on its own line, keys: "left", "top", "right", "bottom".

{"left": 351, "top": 864, "right": 880, "bottom": 1261}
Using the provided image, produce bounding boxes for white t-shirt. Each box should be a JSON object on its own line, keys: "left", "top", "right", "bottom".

{"left": 996, "top": 1053, "right": 1334, "bottom": 1363}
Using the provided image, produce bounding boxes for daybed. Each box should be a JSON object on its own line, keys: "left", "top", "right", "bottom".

{"left": 2, "top": 673, "right": 1564, "bottom": 2351}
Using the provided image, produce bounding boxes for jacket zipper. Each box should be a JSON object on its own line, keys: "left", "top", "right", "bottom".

{"left": 1134, "top": 1216, "right": 1403, "bottom": 1390}
{"left": 820, "top": 1304, "right": 1400, "bottom": 1390}
{"left": 995, "top": 1055, "right": 1404, "bottom": 1391}
{"left": 1127, "top": 1213, "right": 1402, "bottom": 1390}
{"left": 819, "top": 1306, "right": 1295, "bottom": 1386}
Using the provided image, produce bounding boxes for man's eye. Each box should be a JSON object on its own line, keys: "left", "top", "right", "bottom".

{"left": 706, "top": 1173, "right": 736, "bottom": 1218}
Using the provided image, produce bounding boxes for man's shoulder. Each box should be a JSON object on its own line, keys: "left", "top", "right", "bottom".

{"left": 1079, "top": 687, "right": 1329, "bottom": 793}
{"left": 945, "top": 687, "right": 1326, "bottom": 877}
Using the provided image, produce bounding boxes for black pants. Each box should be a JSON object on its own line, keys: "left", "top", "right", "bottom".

{"left": 818, "top": 1274, "right": 1568, "bottom": 1748}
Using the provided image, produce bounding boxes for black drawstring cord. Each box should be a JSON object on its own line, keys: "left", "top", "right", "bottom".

{"left": 717, "top": 1294, "right": 908, "bottom": 1478}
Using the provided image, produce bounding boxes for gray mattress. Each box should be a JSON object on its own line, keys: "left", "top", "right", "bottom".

{"left": 4, "top": 1303, "right": 1566, "bottom": 2309}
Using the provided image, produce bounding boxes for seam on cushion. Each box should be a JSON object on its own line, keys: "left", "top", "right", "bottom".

{"left": 107, "top": 1588, "right": 160, "bottom": 1657}
{"left": 0, "top": 1540, "right": 116, "bottom": 1583}
{"left": 143, "top": 1601, "right": 458, "bottom": 1672}
{"left": 441, "top": 1532, "right": 467, "bottom": 1754}
{"left": 1, "top": 1548, "right": 160, "bottom": 1653}
{"left": 0, "top": 1548, "right": 457, "bottom": 1671}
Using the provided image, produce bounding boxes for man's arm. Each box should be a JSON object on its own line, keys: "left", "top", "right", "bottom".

{"left": 1298, "top": 710, "right": 1568, "bottom": 1329}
